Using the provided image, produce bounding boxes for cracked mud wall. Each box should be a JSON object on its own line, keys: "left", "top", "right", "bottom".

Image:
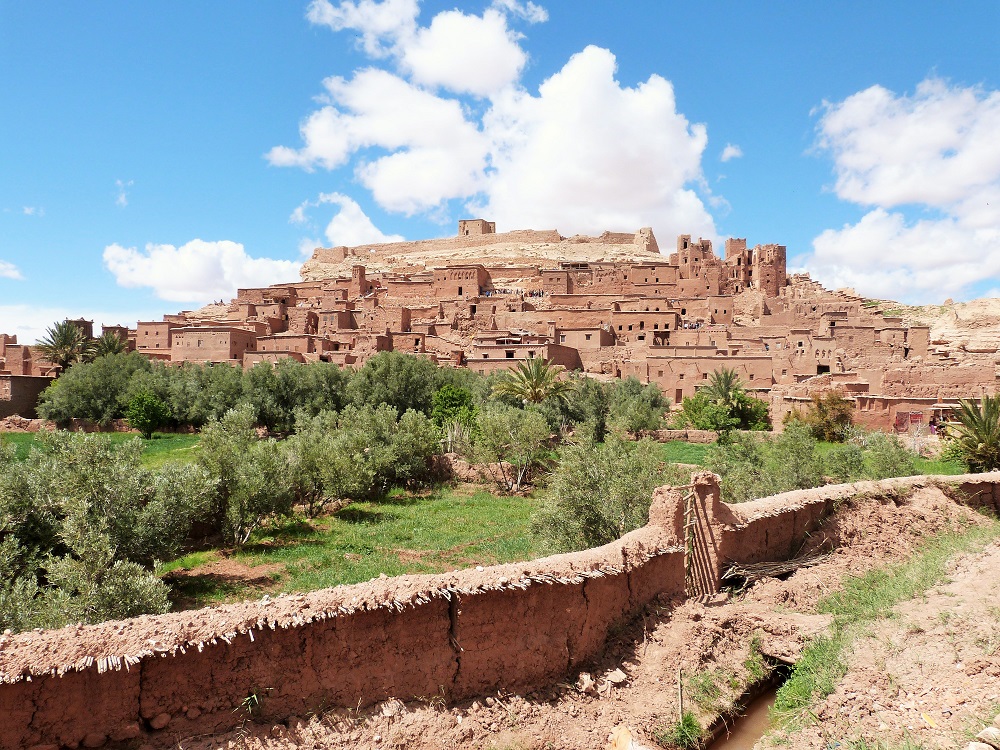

{"left": 5, "top": 472, "right": 999, "bottom": 750}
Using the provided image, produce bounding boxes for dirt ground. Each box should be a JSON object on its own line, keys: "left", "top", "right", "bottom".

{"left": 167, "top": 486, "right": 998, "bottom": 750}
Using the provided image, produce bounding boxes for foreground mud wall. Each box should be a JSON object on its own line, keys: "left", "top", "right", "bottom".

{"left": 3, "top": 471, "right": 999, "bottom": 750}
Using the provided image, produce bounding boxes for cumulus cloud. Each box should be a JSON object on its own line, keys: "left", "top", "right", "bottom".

{"left": 103, "top": 240, "right": 299, "bottom": 304}
{"left": 474, "top": 46, "right": 713, "bottom": 237}
{"left": 272, "top": 3, "right": 718, "bottom": 242}
{"left": 805, "top": 78, "right": 1000, "bottom": 303}
{"left": 290, "top": 192, "right": 405, "bottom": 247}
{"left": 22, "top": 206, "right": 43, "bottom": 217}
{"left": 0, "top": 260, "right": 23, "bottom": 280}
{"left": 400, "top": 9, "right": 526, "bottom": 96}
{"left": 720, "top": 144, "right": 743, "bottom": 162}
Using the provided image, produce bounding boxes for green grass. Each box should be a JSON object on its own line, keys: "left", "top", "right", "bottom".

{"left": 772, "top": 515, "right": 1000, "bottom": 726}
{"left": 165, "top": 485, "right": 547, "bottom": 608}
{"left": 653, "top": 711, "right": 702, "bottom": 749}
{"left": 658, "top": 441, "right": 709, "bottom": 465}
{"left": 0, "top": 430, "right": 200, "bottom": 467}
{"left": 913, "top": 455, "right": 965, "bottom": 475}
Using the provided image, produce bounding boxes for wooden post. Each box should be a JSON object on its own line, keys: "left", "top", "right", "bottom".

{"left": 678, "top": 668, "right": 684, "bottom": 721}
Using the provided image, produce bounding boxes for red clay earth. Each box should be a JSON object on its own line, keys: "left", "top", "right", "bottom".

{"left": 165, "top": 485, "right": 996, "bottom": 750}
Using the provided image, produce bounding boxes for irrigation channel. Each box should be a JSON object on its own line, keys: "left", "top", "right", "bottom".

{"left": 707, "top": 687, "right": 778, "bottom": 749}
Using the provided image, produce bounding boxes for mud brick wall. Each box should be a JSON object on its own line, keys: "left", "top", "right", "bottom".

{"left": 4, "top": 471, "right": 998, "bottom": 750}
{"left": 0, "top": 514, "right": 683, "bottom": 750}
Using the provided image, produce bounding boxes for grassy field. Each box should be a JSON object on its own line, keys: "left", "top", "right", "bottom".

{"left": 658, "top": 440, "right": 711, "bottom": 465}
{"left": 162, "top": 484, "right": 547, "bottom": 609}
{"left": 0, "top": 431, "right": 201, "bottom": 467}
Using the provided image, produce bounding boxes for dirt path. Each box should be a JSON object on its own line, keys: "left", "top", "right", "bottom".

{"left": 175, "top": 487, "right": 997, "bottom": 750}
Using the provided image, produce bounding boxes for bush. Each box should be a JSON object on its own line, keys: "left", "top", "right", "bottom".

{"left": 198, "top": 404, "right": 294, "bottom": 546}
{"left": 0, "top": 431, "right": 211, "bottom": 632}
{"left": 797, "top": 390, "right": 855, "bottom": 442}
{"left": 534, "top": 436, "right": 686, "bottom": 552}
{"left": 472, "top": 402, "right": 551, "bottom": 492}
{"left": 125, "top": 392, "right": 170, "bottom": 438}
{"left": 347, "top": 351, "right": 440, "bottom": 415}
{"left": 607, "top": 377, "right": 668, "bottom": 436}
{"left": 37, "top": 352, "right": 152, "bottom": 426}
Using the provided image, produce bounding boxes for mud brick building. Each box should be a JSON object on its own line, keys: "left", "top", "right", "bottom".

{"left": 5, "top": 221, "right": 998, "bottom": 429}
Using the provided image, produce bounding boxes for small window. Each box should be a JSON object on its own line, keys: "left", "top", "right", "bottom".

{"left": 560, "top": 335, "right": 566, "bottom": 343}
{"left": 457, "top": 286, "right": 463, "bottom": 296}
{"left": 679, "top": 373, "right": 685, "bottom": 380}
{"left": 702, "top": 373, "right": 708, "bottom": 379}
{"left": 658, "top": 370, "right": 663, "bottom": 377}
{"left": 628, "top": 325, "right": 633, "bottom": 331}
{"left": 505, "top": 350, "right": 515, "bottom": 359}
{"left": 585, "top": 333, "right": 592, "bottom": 341}
{"left": 482, "top": 353, "right": 488, "bottom": 358}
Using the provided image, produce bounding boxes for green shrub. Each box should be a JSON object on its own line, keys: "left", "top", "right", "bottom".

{"left": 472, "top": 402, "right": 551, "bottom": 492}
{"left": 533, "top": 436, "right": 685, "bottom": 552}
{"left": 125, "top": 392, "right": 170, "bottom": 438}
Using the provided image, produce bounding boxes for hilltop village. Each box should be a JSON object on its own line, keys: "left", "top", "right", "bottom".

{"left": 2, "top": 220, "right": 997, "bottom": 429}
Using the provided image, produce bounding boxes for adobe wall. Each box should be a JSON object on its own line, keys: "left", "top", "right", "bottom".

{"left": 0, "top": 517, "right": 683, "bottom": 750}
{"left": 0, "top": 374, "right": 53, "bottom": 419}
{"left": 5, "top": 471, "right": 999, "bottom": 750}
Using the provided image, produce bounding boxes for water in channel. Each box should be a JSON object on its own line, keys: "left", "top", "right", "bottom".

{"left": 707, "top": 687, "right": 777, "bottom": 750}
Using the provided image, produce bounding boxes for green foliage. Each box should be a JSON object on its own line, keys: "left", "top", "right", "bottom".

{"left": 797, "top": 390, "right": 855, "bottom": 442}
{"left": 125, "top": 391, "right": 170, "bottom": 438}
{"left": 431, "top": 384, "right": 475, "bottom": 427}
{"left": 472, "top": 402, "right": 551, "bottom": 492}
{"left": 945, "top": 395, "right": 1000, "bottom": 472}
{"left": 653, "top": 711, "right": 702, "bottom": 749}
{"left": 490, "top": 358, "right": 574, "bottom": 405}
{"left": 562, "top": 375, "right": 611, "bottom": 440}
{"left": 533, "top": 436, "right": 685, "bottom": 551}
{"left": 670, "top": 392, "right": 739, "bottom": 432}
{"left": 671, "top": 392, "right": 771, "bottom": 433}
{"left": 347, "top": 351, "right": 440, "bottom": 415}
{"left": 607, "top": 377, "right": 668, "bottom": 436}
{"left": 35, "top": 319, "right": 96, "bottom": 372}
{"left": 706, "top": 422, "right": 823, "bottom": 503}
{"left": 91, "top": 331, "right": 128, "bottom": 358}
{"left": 684, "top": 668, "right": 734, "bottom": 713}
{"left": 37, "top": 352, "right": 152, "bottom": 426}
{"left": 0, "top": 432, "right": 213, "bottom": 632}
{"left": 197, "top": 404, "right": 294, "bottom": 546}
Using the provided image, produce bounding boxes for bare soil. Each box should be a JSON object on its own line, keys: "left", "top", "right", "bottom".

{"left": 167, "top": 486, "right": 996, "bottom": 750}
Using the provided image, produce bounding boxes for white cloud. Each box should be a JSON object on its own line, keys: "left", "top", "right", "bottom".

{"left": 720, "top": 143, "right": 743, "bottom": 162}
{"left": 290, "top": 192, "right": 405, "bottom": 247}
{"left": 400, "top": 9, "right": 527, "bottom": 96}
{"left": 491, "top": 0, "right": 547, "bottom": 24}
{"left": 273, "top": 9, "right": 718, "bottom": 242}
{"left": 0, "top": 260, "right": 23, "bottom": 280}
{"left": 474, "top": 46, "right": 714, "bottom": 238}
{"left": 115, "top": 179, "right": 134, "bottom": 208}
{"left": 806, "top": 78, "right": 1000, "bottom": 303}
{"left": 22, "top": 206, "right": 43, "bottom": 217}
{"left": 103, "top": 240, "right": 299, "bottom": 304}
{"left": 267, "top": 68, "right": 489, "bottom": 211}
{"left": 306, "top": 0, "right": 419, "bottom": 57}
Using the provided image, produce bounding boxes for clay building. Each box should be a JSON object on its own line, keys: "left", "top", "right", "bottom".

{"left": 7, "top": 219, "right": 994, "bottom": 430}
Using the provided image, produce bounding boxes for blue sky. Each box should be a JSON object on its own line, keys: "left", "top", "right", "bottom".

{"left": 2, "top": 1, "right": 999, "bottom": 341}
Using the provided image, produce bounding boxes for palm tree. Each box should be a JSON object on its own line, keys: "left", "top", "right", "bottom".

{"left": 701, "top": 367, "right": 745, "bottom": 411}
{"left": 491, "top": 358, "right": 574, "bottom": 405}
{"left": 948, "top": 396, "right": 1000, "bottom": 472}
{"left": 91, "top": 330, "right": 128, "bottom": 358}
{"left": 35, "top": 320, "right": 96, "bottom": 373}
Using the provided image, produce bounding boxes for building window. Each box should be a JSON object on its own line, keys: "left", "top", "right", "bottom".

{"left": 457, "top": 286, "right": 463, "bottom": 296}
{"left": 559, "top": 335, "right": 566, "bottom": 343}
{"left": 505, "top": 350, "right": 515, "bottom": 359}
{"left": 585, "top": 333, "right": 592, "bottom": 341}
{"left": 702, "top": 373, "right": 708, "bottom": 379}
{"left": 482, "top": 353, "right": 488, "bottom": 358}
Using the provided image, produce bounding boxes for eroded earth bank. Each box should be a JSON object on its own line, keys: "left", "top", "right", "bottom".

{"left": 169, "top": 484, "right": 1000, "bottom": 750}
